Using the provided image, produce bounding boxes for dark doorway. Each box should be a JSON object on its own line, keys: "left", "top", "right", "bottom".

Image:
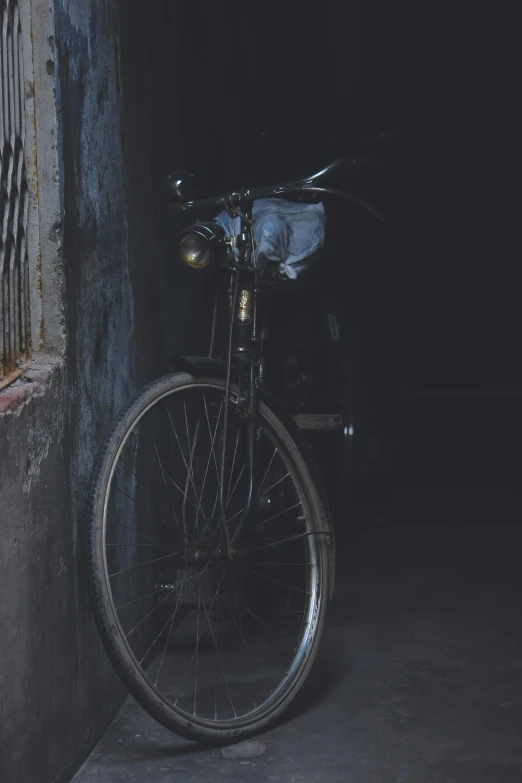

{"left": 149, "top": 1, "right": 522, "bottom": 387}
{"left": 147, "top": 2, "right": 522, "bottom": 502}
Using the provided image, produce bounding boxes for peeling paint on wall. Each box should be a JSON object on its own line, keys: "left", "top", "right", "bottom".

{"left": 0, "top": 3, "right": 165, "bottom": 782}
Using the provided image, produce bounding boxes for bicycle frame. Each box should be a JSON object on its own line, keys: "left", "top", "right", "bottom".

{"left": 162, "top": 157, "right": 385, "bottom": 556}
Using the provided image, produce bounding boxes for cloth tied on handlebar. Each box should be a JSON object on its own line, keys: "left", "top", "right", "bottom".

{"left": 214, "top": 198, "right": 325, "bottom": 280}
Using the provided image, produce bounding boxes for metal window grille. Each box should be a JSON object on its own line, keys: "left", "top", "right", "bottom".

{"left": 0, "top": 0, "right": 30, "bottom": 380}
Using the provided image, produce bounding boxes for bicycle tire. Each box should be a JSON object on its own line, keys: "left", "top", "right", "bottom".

{"left": 87, "top": 371, "right": 331, "bottom": 744}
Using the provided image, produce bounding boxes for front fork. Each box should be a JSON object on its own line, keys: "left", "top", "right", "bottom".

{"left": 218, "top": 208, "right": 263, "bottom": 549}
{"left": 228, "top": 270, "right": 260, "bottom": 548}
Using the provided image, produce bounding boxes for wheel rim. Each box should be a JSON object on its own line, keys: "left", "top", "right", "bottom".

{"left": 99, "top": 382, "right": 322, "bottom": 728}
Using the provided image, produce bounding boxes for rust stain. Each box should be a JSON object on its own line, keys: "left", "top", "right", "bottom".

{"left": 27, "top": 134, "right": 39, "bottom": 204}
{"left": 35, "top": 253, "right": 42, "bottom": 295}
{"left": 25, "top": 80, "right": 35, "bottom": 100}
{"left": 35, "top": 253, "right": 45, "bottom": 346}
{"left": 0, "top": 366, "right": 26, "bottom": 392}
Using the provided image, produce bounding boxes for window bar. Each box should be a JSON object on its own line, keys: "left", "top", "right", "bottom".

{"left": 0, "top": 0, "right": 30, "bottom": 381}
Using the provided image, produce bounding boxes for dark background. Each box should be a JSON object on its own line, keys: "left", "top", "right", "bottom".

{"left": 149, "top": 1, "right": 522, "bottom": 395}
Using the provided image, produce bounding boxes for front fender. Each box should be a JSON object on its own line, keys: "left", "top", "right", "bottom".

{"left": 170, "top": 355, "right": 230, "bottom": 377}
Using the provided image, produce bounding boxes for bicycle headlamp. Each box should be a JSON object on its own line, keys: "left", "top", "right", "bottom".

{"left": 179, "top": 222, "right": 226, "bottom": 269}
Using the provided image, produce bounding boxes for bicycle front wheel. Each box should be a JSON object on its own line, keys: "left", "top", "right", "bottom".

{"left": 88, "top": 372, "right": 331, "bottom": 743}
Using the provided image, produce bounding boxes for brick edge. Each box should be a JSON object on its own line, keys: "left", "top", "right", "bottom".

{"left": 0, "top": 358, "right": 64, "bottom": 416}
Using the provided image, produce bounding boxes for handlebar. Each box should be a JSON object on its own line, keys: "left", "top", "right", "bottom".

{"left": 162, "top": 157, "right": 385, "bottom": 222}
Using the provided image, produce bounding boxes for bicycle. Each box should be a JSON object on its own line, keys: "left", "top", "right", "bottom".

{"left": 87, "top": 157, "right": 383, "bottom": 744}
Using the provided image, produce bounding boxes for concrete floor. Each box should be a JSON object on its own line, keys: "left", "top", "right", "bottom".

{"left": 72, "top": 487, "right": 522, "bottom": 783}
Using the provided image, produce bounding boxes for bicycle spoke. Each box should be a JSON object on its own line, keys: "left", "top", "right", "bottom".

{"left": 106, "top": 543, "right": 178, "bottom": 547}
{"left": 224, "top": 580, "right": 273, "bottom": 697}
{"left": 239, "top": 531, "right": 322, "bottom": 554}
{"left": 193, "top": 593, "right": 201, "bottom": 716}
{"left": 259, "top": 471, "right": 290, "bottom": 498}
{"left": 139, "top": 586, "right": 187, "bottom": 667}
{"left": 174, "top": 569, "right": 226, "bottom": 706}
{"left": 226, "top": 459, "right": 247, "bottom": 511}
{"left": 199, "top": 498, "right": 245, "bottom": 546}
{"left": 153, "top": 581, "right": 186, "bottom": 688}
{"left": 257, "top": 447, "right": 278, "bottom": 497}
{"left": 226, "top": 428, "right": 241, "bottom": 505}
{"left": 235, "top": 595, "right": 294, "bottom": 650}
{"left": 183, "top": 408, "right": 202, "bottom": 542}
{"left": 246, "top": 561, "right": 311, "bottom": 567}
{"left": 183, "top": 399, "right": 193, "bottom": 458}
{"left": 129, "top": 562, "right": 215, "bottom": 642}
{"left": 234, "top": 581, "right": 279, "bottom": 662}
{"left": 168, "top": 404, "right": 210, "bottom": 536}
{"left": 239, "top": 563, "right": 310, "bottom": 595}
{"left": 191, "top": 395, "right": 223, "bottom": 535}
{"left": 123, "top": 438, "right": 201, "bottom": 524}
{"left": 229, "top": 583, "right": 250, "bottom": 654}
{"left": 132, "top": 586, "right": 178, "bottom": 645}
{"left": 106, "top": 514, "right": 177, "bottom": 555}
{"left": 225, "top": 504, "right": 245, "bottom": 524}
{"left": 114, "top": 485, "right": 175, "bottom": 531}
{"left": 109, "top": 550, "right": 182, "bottom": 578}
{"left": 168, "top": 405, "right": 206, "bottom": 522}
{"left": 203, "top": 395, "right": 223, "bottom": 486}
{"left": 119, "top": 456, "right": 184, "bottom": 533}
{"left": 202, "top": 600, "right": 236, "bottom": 718}
{"left": 248, "top": 501, "right": 302, "bottom": 533}
{"left": 148, "top": 450, "right": 201, "bottom": 519}
{"left": 152, "top": 437, "right": 190, "bottom": 542}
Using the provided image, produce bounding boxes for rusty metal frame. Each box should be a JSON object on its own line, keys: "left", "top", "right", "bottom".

{"left": 0, "top": 0, "right": 32, "bottom": 379}
{"left": 0, "top": 0, "right": 56, "bottom": 386}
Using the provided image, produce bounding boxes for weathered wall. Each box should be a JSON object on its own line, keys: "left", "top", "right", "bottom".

{"left": 0, "top": 362, "right": 122, "bottom": 783}
{"left": 0, "top": 2, "right": 172, "bottom": 781}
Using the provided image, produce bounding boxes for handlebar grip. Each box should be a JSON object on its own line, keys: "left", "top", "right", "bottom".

{"left": 161, "top": 171, "right": 195, "bottom": 204}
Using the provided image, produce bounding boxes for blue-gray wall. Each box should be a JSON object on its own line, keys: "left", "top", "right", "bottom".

{"left": 0, "top": 2, "right": 200, "bottom": 781}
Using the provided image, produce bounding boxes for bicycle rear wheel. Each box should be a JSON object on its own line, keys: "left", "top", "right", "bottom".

{"left": 88, "top": 371, "right": 331, "bottom": 743}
